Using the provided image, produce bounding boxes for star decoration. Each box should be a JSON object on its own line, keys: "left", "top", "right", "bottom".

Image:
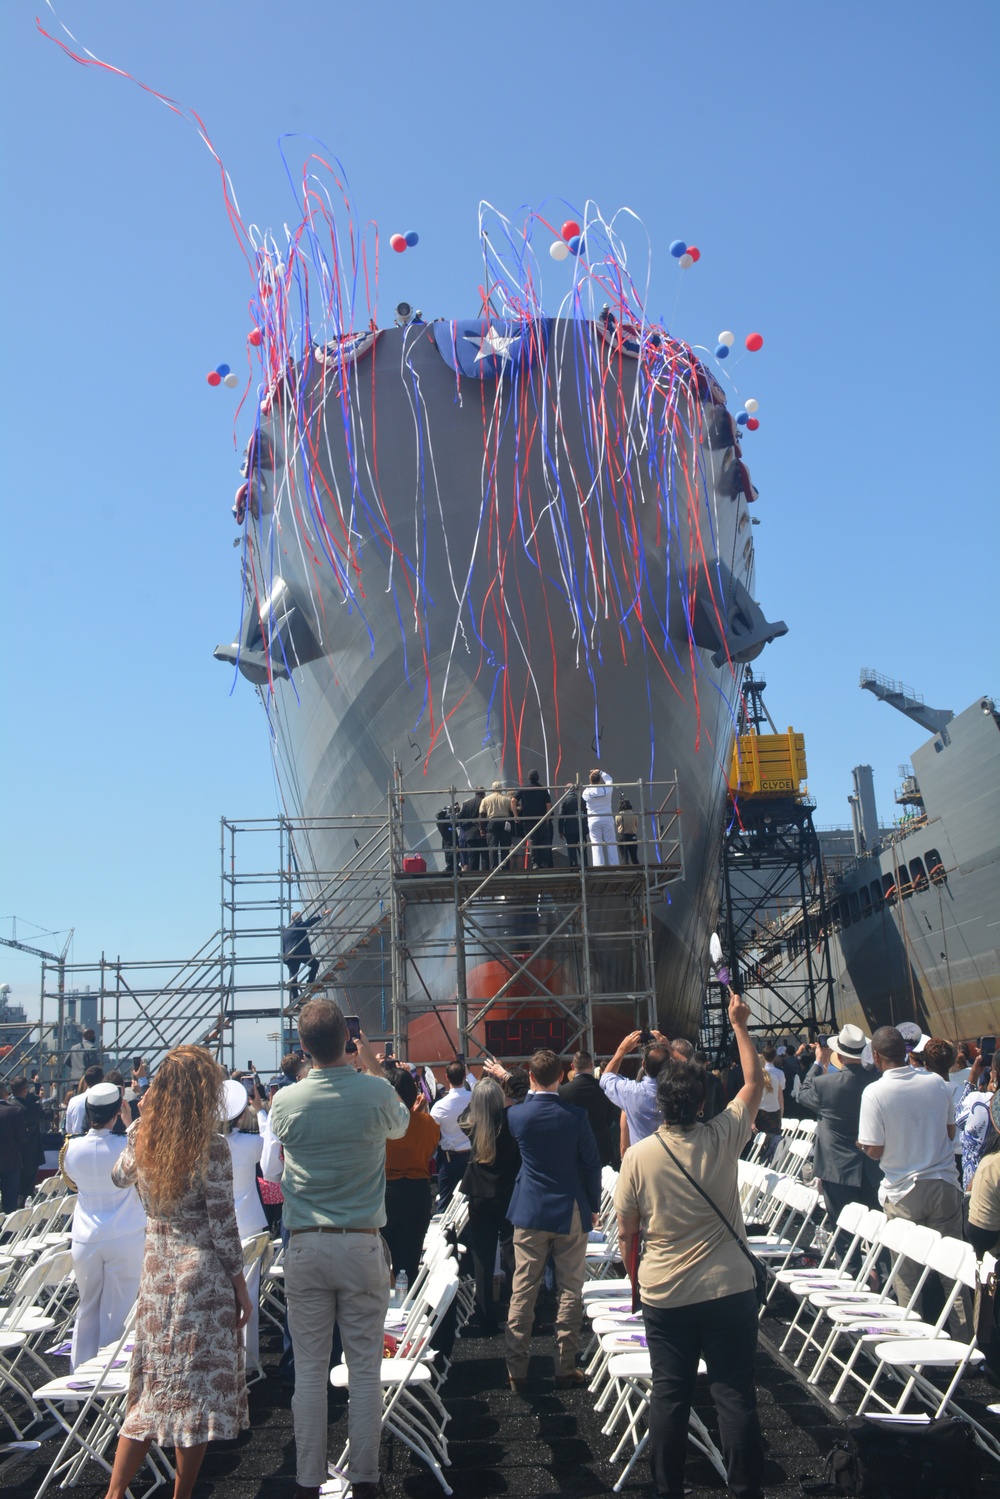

{"left": 463, "top": 324, "right": 520, "bottom": 364}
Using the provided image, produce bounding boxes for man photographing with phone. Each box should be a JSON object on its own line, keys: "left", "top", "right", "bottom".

{"left": 600, "top": 1026, "right": 673, "bottom": 1147}
{"left": 265, "top": 998, "right": 409, "bottom": 1499}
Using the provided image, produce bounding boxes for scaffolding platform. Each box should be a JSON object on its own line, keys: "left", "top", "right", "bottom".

{"left": 6, "top": 773, "right": 683, "bottom": 1080}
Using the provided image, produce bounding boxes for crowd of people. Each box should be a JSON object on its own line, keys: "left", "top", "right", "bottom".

{"left": 436, "top": 768, "right": 646, "bottom": 873}
{"left": 2, "top": 1000, "right": 998, "bottom": 1499}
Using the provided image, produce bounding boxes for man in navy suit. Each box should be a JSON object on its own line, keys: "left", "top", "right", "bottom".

{"left": 504, "top": 1049, "right": 602, "bottom": 1391}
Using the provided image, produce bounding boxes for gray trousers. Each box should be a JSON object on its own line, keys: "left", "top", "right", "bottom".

{"left": 285, "top": 1231, "right": 391, "bottom": 1486}
{"left": 505, "top": 1204, "right": 589, "bottom": 1378}
{"left": 884, "top": 1176, "right": 969, "bottom": 1335}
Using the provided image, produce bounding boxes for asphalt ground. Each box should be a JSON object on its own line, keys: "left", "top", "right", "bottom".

{"left": 4, "top": 1286, "right": 999, "bottom": 1499}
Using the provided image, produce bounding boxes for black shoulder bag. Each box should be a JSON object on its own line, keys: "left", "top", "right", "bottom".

{"left": 654, "top": 1133, "right": 768, "bottom": 1309}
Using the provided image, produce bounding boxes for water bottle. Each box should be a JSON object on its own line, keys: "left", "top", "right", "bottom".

{"left": 394, "top": 1270, "right": 408, "bottom": 1308}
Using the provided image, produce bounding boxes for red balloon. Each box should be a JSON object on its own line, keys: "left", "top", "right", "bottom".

{"left": 746, "top": 417, "right": 760, "bottom": 431}
{"left": 207, "top": 371, "right": 222, "bottom": 386}
{"left": 249, "top": 328, "right": 263, "bottom": 347}
{"left": 687, "top": 246, "right": 701, "bottom": 263}
{"left": 745, "top": 332, "right": 764, "bottom": 352}
{"left": 390, "top": 233, "right": 407, "bottom": 253}
{"left": 561, "top": 219, "right": 581, "bottom": 242}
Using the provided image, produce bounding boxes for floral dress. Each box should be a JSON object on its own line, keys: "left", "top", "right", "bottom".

{"left": 112, "top": 1126, "right": 249, "bottom": 1446}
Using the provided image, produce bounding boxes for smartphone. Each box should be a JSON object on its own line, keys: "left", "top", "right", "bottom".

{"left": 247, "top": 1059, "right": 255, "bottom": 1071}
{"left": 132, "top": 1057, "right": 143, "bottom": 1073}
{"left": 241, "top": 1078, "right": 254, "bottom": 1098}
{"left": 384, "top": 1040, "right": 395, "bottom": 1059}
{"left": 980, "top": 1036, "right": 997, "bottom": 1064}
{"left": 344, "top": 1015, "right": 361, "bottom": 1054}
{"left": 639, "top": 1028, "right": 652, "bottom": 1046}
{"left": 455, "top": 1051, "right": 465, "bottom": 1064}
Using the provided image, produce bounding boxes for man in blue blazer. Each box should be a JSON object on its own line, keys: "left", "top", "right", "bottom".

{"left": 504, "top": 1049, "right": 602, "bottom": 1391}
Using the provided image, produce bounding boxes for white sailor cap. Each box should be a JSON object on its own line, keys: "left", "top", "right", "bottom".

{"left": 85, "top": 1083, "right": 122, "bottom": 1109}
{"left": 222, "top": 1079, "right": 251, "bottom": 1121}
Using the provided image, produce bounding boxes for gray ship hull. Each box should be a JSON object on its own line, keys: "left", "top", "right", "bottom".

{"left": 751, "top": 699, "right": 1000, "bottom": 1039}
{"left": 221, "top": 318, "right": 787, "bottom": 1051}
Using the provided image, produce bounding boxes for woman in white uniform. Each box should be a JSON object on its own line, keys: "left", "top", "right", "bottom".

{"left": 221, "top": 1080, "right": 266, "bottom": 1366}
{"left": 62, "top": 1083, "right": 146, "bottom": 1369}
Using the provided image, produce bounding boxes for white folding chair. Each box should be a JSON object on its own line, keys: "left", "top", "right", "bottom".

{"left": 602, "top": 1349, "right": 727, "bottom": 1493}
{"left": 31, "top": 1313, "right": 175, "bottom": 1499}
{"left": 805, "top": 1221, "right": 942, "bottom": 1385}
{"left": 330, "top": 1265, "right": 459, "bottom": 1494}
{"left": 827, "top": 1237, "right": 977, "bottom": 1408}
{"left": 853, "top": 1251, "right": 998, "bottom": 1460}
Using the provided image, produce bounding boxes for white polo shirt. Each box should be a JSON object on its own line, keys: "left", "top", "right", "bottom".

{"left": 857, "top": 1065, "right": 956, "bottom": 1204}
{"left": 430, "top": 1087, "right": 472, "bottom": 1152}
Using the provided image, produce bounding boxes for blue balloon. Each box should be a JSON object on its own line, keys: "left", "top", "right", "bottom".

{"left": 404, "top": 230, "right": 419, "bottom": 247}
{"left": 568, "top": 235, "right": 584, "bottom": 256}
{"left": 669, "top": 239, "right": 687, "bottom": 258}
{"left": 216, "top": 363, "right": 230, "bottom": 377}
{"left": 736, "top": 411, "right": 749, "bottom": 425}
{"left": 715, "top": 344, "right": 729, "bottom": 359}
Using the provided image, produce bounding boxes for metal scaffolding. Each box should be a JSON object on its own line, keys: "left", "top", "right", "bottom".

{"left": 719, "top": 796, "right": 838, "bottom": 1042}
{"left": 387, "top": 770, "right": 683, "bottom": 1062}
{"left": 7, "top": 773, "right": 683, "bottom": 1081}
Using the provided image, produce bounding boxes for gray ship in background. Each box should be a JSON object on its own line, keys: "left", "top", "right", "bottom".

{"left": 215, "top": 221, "right": 788, "bottom": 1055}
{"left": 751, "top": 674, "right": 999, "bottom": 1040}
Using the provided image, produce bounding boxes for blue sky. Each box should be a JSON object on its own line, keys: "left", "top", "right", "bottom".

{"left": 2, "top": 1, "right": 997, "bottom": 1062}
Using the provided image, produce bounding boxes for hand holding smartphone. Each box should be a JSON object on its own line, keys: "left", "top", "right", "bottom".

{"left": 344, "top": 1015, "right": 361, "bottom": 1055}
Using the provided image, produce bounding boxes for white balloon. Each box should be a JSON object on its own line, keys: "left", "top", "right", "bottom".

{"left": 679, "top": 253, "right": 693, "bottom": 269}
{"left": 745, "top": 397, "right": 759, "bottom": 414}
{"left": 549, "top": 240, "right": 570, "bottom": 262}
{"left": 224, "top": 372, "right": 239, "bottom": 388}
{"left": 718, "top": 330, "right": 735, "bottom": 347}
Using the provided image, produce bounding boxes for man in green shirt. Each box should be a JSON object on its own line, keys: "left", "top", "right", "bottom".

{"left": 268, "top": 999, "right": 409, "bottom": 1499}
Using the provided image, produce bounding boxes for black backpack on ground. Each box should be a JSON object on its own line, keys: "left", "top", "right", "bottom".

{"left": 801, "top": 1416, "right": 980, "bottom": 1499}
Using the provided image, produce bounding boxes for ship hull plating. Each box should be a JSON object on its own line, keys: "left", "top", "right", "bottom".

{"left": 233, "top": 320, "right": 781, "bottom": 1052}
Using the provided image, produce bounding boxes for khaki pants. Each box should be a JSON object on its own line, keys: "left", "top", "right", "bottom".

{"left": 505, "top": 1205, "right": 589, "bottom": 1378}
{"left": 285, "top": 1230, "right": 391, "bottom": 1486}
{"left": 884, "top": 1177, "right": 969, "bottom": 1335}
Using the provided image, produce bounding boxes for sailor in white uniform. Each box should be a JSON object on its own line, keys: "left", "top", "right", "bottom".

{"left": 583, "top": 768, "right": 620, "bottom": 866}
{"left": 221, "top": 1079, "right": 267, "bottom": 1365}
{"left": 62, "top": 1083, "right": 146, "bottom": 1370}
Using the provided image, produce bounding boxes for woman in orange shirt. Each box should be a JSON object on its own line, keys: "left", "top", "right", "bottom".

{"left": 383, "top": 1067, "right": 441, "bottom": 1287}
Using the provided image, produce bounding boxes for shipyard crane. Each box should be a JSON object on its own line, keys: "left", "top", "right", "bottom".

{"left": 0, "top": 925, "right": 75, "bottom": 968}
{"left": 0, "top": 923, "right": 74, "bottom": 1077}
{"left": 860, "top": 669, "right": 953, "bottom": 735}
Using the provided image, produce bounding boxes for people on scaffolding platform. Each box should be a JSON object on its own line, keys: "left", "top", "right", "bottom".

{"left": 281, "top": 908, "right": 331, "bottom": 1004}
{"left": 481, "top": 782, "right": 516, "bottom": 870}
{"left": 457, "top": 786, "right": 487, "bottom": 872}
{"left": 514, "top": 771, "right": 553, "bottom": 869}
{"left": 583, "top": 768, "right": 619, "bottom": 866}
{"left": 435, "top": 802, "right": 462, "bottom": 875}
{"left": 558, "top": 784, "right": 588, "bottom": 868}
{"left": 616, "top": 795, "right": 639, "bottom": 865}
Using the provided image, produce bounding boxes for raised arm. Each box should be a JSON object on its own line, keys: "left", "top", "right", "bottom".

{"left": 730, "top": 991, "right": 764, "bottom": 1116}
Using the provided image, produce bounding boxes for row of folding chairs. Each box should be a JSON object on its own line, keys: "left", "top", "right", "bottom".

{"left": 774, "top": 1199, "right": 999, "bottom": 1461}
{"left": 5, "top": 1227, "right": 276, "bottom": 1490}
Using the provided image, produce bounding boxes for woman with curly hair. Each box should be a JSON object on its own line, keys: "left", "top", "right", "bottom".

{"left": 102, "top": 1046, "right": 252, "bottom": 1499}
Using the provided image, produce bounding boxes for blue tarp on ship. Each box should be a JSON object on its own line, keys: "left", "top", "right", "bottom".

{"left": 430, "top": 318, "right": 550, "bottom": 381}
